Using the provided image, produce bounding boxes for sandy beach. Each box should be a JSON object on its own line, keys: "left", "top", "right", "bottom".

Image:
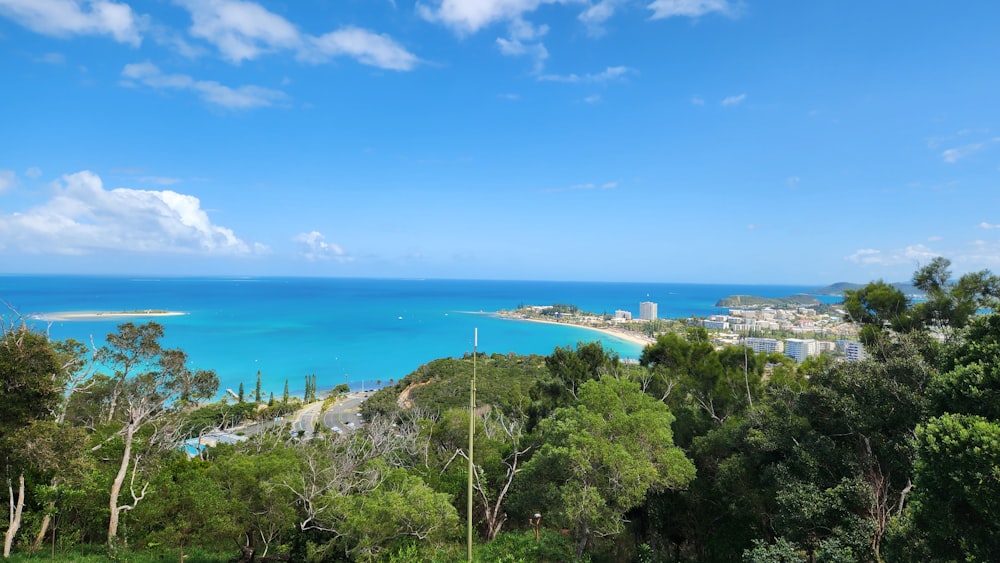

{"left": 30, "top": 310, "right": 187, "bottom": 322}
{"left": 498, "top": 314, "right": 655, "bottom": 347}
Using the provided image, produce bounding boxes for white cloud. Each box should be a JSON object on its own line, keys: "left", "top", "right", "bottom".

{"left": 121, "top": 62, "right": 288, "bottom": 109}
{"left": 24, "top": 167, "right": 42, "bottom": 179}
{"left": 305, "top": 27, "right": 419, "bottom": 71}
{"left": 579, "top": 0, "right": 627, "bottom": 36}
{"left": 690, "top": 96, "right": 705, "bottom": 105}
{"left": 721, "top": 93, "right": 746, "bottom": 106}
{"left": 295, "top": 231, "right": 351, "bottom": 262}
{"left": 601, "top": 181, "right": 619, "bottom": 189}
{"left": 176, "top": 0, "right": 419, "bottom": 70}
{"left": 417, "top": 0, "right": 578, "bottom": 35}
{"left": 0, "top": 0, "right": 143, "bottom": 45}
{"left": 647, "top": 0, "right": 734, "bottom": 20}
{"left": 981, "top": 222, "right": 1000, "bottom": 230}
{"left": 584, "top": 94, "right": 601, "bottom": 103}
{"left": 177, "top": 0, "right": 300, "bottom": 63}
{"left": 0, "top": 170, "right": 262, "bottom": 256}
{"left": 497, "top": 93, "right": 521, "bottom": 101}
{"left": 539, "top": 65, "right": 633, "bottom": 83}
{"left": 0, "top": 170, "right": 16, "bottom": 193}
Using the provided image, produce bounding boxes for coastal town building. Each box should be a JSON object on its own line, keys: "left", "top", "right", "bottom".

{"left": 784, "top": 338, "right": 818, "bottom": 363}
{"left": 744, "top": 337, "right": 782, "bottom": 353}
{"left": 615, "top": 310, "right": 632, "bottom": 320}
{"left": 837, "top": 340, "right": 866, "bottom": 362}
{"left": 640, "top": 301, "right": 658, "bottom": 320}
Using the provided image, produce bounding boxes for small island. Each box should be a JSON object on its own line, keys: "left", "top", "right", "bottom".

{"left": 30, "top": 310, "right": 186, "bottom": 321}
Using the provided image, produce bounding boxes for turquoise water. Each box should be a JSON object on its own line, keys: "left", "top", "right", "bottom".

{"left": 0, "top": 276, "right": 829, "bottom": 397}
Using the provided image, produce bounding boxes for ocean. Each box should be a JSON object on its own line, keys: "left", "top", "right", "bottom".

{"left": 0, "top": 276, "right": 831, "bottom": 398}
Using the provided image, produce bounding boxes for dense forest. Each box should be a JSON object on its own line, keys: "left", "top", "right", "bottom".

{"left": 3, "top": 257, "right": 1000, "bottom": 562}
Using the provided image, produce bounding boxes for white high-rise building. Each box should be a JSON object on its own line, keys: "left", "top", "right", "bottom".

{"left": 837, "top": 340, "right": 866, "bottom": 362}
{"left": 639, "top": 301, "right": 658, "bottom": 320}
{"left": 744, "top": 337, "right": 782, "bottom": 353}
{"left": 784, "top": 338, "right": 817, "bottom": 363}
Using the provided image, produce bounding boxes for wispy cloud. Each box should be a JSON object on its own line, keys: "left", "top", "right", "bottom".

{"left": 941, "top": 143, "right": 985, "bottom": 163}
{"left": 786, "top": 176, "right": 800, "bottom": 189}
{"left": 981, "top": 222, "right": 1000, "bottom": 230}
{"left": 0, "top": 0, "right": 144, "bottom": 45}
{"left": 295, "top": 231, "right": 351, "bottom": 262}
{"left": 139, "top": 176, "right": 183, "bottom": 186}
{"left": 0, "top": 170, "right": 264, "bottom": 256}
{"left": 305, "top": 27, "right": 419, "bottom": 70}
{"left": 497, "top": 93, "right": 521, "bottom": 101}
{"left": 0, "top": 169, "right": 16, "bottom": 194}
{"left": 175, "top": 0, "right": 419, "bottom": 70}
{"left": 539, "top": 65, "right": 634, "bottom": 83}
{"left": 120, "top": 62, "right": 288, "bottom": 109}
{"left": 647, "top": 0, "right": 737, "bottom": 20}
{"left": 846, "top": 244, "right": 938, "bottom": 266}
{"left": 495, "top": 17, "right": 549, "bottom": 72}
{"left": 721, "top": 93, "right": 746, "bottom": 106}
{"left": 579, "top": 0, "right": 628, "bottom": 37}
{"left": 25, "top": 167, "right": 42, "bottom": 179}
{"left": 583, "top": 94, "right": 602, "bottom": 103}
{"left": 690, "top": 96, "right": 705, "bottom": 105}
{"left": 545, "top": 180, "right": 620, "bottom": 193}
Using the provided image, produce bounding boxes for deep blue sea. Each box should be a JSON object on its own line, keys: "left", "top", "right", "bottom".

{"left": 0, "top": 276, "right": 832, "bottom": 398}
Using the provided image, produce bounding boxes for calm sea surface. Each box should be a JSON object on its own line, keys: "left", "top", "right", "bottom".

{"left": 0, "top": 276, "right": 830, "bottom": 397}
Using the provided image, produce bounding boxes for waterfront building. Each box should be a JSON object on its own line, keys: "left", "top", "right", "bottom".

{"left": 615, "top": 309, "right": 632, "bottom": 320}
{"left": 784, "top": 338, "right": 817, "bottom": 363}
{"left": 640, "top": 301, "right": 658, "bottom": 320}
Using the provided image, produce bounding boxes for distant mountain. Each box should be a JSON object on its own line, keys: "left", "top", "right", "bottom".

{"left": 812, "top": 281, "right": 923, "bottom": 297}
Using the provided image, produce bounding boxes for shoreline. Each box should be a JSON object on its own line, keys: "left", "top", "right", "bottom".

{"left": 30, "top": 310, "right": 187, "bottom": 322}
{"left": 496, "top": 314, "right": 655, "bottom": 348}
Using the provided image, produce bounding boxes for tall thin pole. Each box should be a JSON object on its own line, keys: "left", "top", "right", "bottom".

{"left": 467, "top": 328, "right": 477, "bottom": 562}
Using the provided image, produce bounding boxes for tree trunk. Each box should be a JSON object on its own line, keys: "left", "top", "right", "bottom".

{"left": 4, "top": 474, "right": 25, "bottom": 558}
{"left": 575, "top": 521, "right": 590, "bottom": 560}
{"left": 32, "top": 505, "right": 53, "bottom": 552}
{"left": 108, "top": 427, "right": 134, "bottom": 543}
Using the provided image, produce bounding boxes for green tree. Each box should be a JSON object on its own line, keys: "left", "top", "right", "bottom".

{"left": 911, "top": 256, "right": 1000, "bottom": 331}
{"left": 842, "top": 281, "right": 913, "bottom": 345}
{"left": 255, "top": 369, "right": 263, "bottom": 403}
{"left": 907, "top": 413, "right": 1000, "bottom": 560}
{"left": 283, "top": 379, "right": 290, "bottom": 403}
{"left": 238, "top": 381, "right": 245, "bottom": 403}
{"left": 514, "top": 376, "right": 695, "bottom": 558}
{"left": 1, "top": 326, "right": 63, "bottom": 558}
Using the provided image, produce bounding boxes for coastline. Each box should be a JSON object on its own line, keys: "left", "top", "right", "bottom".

{"left": 30, "top": 310, "right": 187, "bottom": 322}
{"left": 497, "top": 314, "right": 655, "bottom": 348}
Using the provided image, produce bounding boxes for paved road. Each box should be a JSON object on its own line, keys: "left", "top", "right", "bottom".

{"left": 321, "top": 392, "right": 367, "bottom": 432}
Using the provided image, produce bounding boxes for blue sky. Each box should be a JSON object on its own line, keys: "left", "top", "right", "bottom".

{"left": 1, "top": 0, "right": 998, "bottom": 284}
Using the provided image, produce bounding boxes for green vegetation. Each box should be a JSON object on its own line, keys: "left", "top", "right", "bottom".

{"left": 4, "top": 256, "right": 1000, "bottom": 561}
{"left": 714, "top": 294, "right": 821, "bottom": 308}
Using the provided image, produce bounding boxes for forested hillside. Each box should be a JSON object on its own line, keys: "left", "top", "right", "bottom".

{"left": 2, "top": 257, "right": 999, "bottom": 562}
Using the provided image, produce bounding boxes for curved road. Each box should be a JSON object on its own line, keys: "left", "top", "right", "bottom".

{"left": 291, "top": 392, "right": 368, "bottom": 437}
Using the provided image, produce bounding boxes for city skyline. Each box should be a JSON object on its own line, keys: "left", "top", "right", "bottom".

{"left": 1, "top": 1, "right": 998, "bottom": 284}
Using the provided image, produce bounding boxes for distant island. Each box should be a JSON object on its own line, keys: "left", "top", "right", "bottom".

{"left": 811, "top": 281, "right": 923, "bottom": 297}
{"left": 714, "top": 294, "right": 821, "bottom": 308}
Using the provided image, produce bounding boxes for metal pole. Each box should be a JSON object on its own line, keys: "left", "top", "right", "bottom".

{"left": 467, "top": 328, "right": 477, "bottom": 561}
